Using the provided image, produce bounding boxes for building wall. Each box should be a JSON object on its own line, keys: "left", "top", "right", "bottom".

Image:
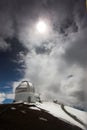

{"left": 15, "top": 92, "right": 36, "bottom": 103}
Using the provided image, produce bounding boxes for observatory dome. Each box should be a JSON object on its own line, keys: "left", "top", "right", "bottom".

{"left": 15, "top": 81, "right": 35, "bottom": 93}
{"left": 15, "top": 81, "right": 36, "bottom": 103}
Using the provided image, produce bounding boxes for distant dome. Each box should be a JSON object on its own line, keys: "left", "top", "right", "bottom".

{"left": 15, "top": 81, "right": 35, "bottom": 93}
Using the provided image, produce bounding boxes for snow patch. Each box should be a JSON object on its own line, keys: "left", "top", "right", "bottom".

{"left": 29, "top": 106, "right": 41, "bottom": 111}
{"left": 39, "top": 117, "right": 48, "bottom": 122}
{"left": 21, "top": 110, "right": 26, "bottom": 114}
{"left": 36, "top": 102, "right": 87, "bottom": 130}
{"left": 11, "top": 107, "right": 16, "bottom": 110}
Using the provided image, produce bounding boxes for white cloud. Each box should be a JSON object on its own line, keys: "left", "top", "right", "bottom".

{"left": 6, "top": 93, "right": 15, "bottom": 99}
{"left": 21, "top": 37, "right": 86, "bottom": 107}
{"left": 0, "top": 92, "right": 15, "bottom": 104}
{"left": 0, "top": 93, "right": 6, "bottom": 103}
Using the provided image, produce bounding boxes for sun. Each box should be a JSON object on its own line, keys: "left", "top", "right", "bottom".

{"left": 36, "top": 20, "right": 47, "bottom": 33}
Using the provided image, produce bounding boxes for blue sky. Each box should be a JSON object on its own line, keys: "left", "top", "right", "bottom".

{"left": 0, "top": 37, "right": 27, "bottom": 103}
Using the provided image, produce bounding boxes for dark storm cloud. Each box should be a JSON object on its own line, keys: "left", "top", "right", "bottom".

{"left": 71, "top": 90, "right": 85, "bottom": 101}
{"left": 42, "top": 0, "right": 81, "bottom": 35}
{"left": 35, "top": 41, "right": 53, "bottom": 55}
{"left": 73, "top": 0, "right": 87, "bottom": 28}
{"left": 0, "top": 0, "right": 79, "bottom": 38}
{"left": 35, "top": 46, "right": 51, "bottom": 55}
{"left": 0, "top": 0, "right": 14, "bottom": 50}
{"left": 59, "top": 18, "right": 78, "bottom": 36}
{"left": 0, "top": 0, "right": 86, "bottom": 35}
{"left": 0, "top": 0, "right": 83, "bottom": 49}
{"left": 62, "top": 29, "right": 87, "bottom": 67}
{"left": 4, "top": 37, "right": 28, "bottom": 72}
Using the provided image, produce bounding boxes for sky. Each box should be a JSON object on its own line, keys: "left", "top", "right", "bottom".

{"left": 0, "top": 0, "right": 87, "bottom": 110}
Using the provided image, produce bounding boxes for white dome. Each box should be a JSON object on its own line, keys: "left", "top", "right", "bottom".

{"left": 15, "top": 81, "right": 35, "bottom": 93}
{"left": 18, "top": 81, "right": 28, "bottom": 88}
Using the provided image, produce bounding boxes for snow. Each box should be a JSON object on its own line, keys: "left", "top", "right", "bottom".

{"left": 29, "top": 106, "right": 41, "bottom": 111}
{"left": 65, "top": 106, "right": 87, "bottom": 125}
{"left": 36, "top": 102, "right": 87, "bottom": 130}
{"left": 39, "top": 117, "right": 48, "bottom": 122}
{"left": 21, "top": 110, "right": 26, "bottom": 114}
{"left": 18, "top": 82, "right": 28, "bottom": 88}
{"left": 11, "top": 107, "right": 16, "bottom": 110}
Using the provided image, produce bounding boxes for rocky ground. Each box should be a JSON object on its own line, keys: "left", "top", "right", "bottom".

{"left": 0, "top": 103, "right": 83, "bottom": 130}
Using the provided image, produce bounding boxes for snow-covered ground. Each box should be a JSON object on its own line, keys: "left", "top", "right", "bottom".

{"left": 34, "top": 102, "right": 87, "bottom": 130}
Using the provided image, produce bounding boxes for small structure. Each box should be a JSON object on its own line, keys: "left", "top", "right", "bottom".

{"left": 15, "top": 81, "right": 40, "bottom": 103}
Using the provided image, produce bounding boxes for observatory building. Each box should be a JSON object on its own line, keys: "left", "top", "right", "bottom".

{"left": 15, "top": 81, "right": 40, "bottom": 103}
